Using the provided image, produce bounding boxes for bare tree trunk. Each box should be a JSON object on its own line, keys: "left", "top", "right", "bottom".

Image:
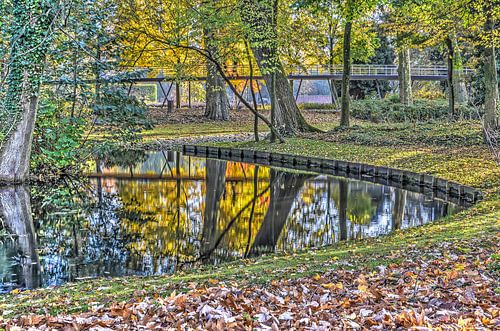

{"left": 446, "top": 38, "right": 456, "bottom": 117}
{"left": 340, "top": 20, "right": 352, "bottom": 127}
{"left": 245, "top": 42, "right": 260, "bottom": 141}
{"left": 0, "top": 186, "right": 40, "bottom": 289}
{"left": 251, "top": 49, "right": 316, "bottom": 134}
{"left": 204, "top": 29, "right": 229, "bottom": 120}
{"left": 452, "top": 38, "right": 468, "bottom": 105}
{"left": 0, "top": 84, "right": 39, "bottom": 183}
{"left": 175, "top": 82, "right": 181, "bottom": 109}
{"left": 483, "top": 8, "right": 499, "bottom": 129}
{"left": 398, "top": 48, "right": 413, "bottom": 106}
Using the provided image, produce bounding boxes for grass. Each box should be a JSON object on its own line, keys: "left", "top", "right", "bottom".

{"left": 1, "top": 119, "right": 499, "bottom": 318}
{"left": 323, "top": 121, "right": 484, "bottom": 147}
{"left": 142, "top": 122, "right": 268, "bottom": 140}
{"left": 1, "top": 195, "right": 497, "bottom": 318}
{"left": 214, "top": 142, "right": 498, "bottom": 191}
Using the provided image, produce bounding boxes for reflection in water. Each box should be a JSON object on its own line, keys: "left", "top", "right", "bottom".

{"left": 0, "top": 186, "right": 40, "bottom": 292}
{"left": 0, "top": 151, "right": 462, "bottom": 292}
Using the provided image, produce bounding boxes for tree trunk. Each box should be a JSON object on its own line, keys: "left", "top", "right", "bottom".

{"left": 175, "top": 82, "right": 181, "bottom": 109}
{"left": 241, "top": 0, "right": 316, "bottom": 135}
{"left": 340, "top": 20, "right": 353, "bottom": 127}
{"left": 0, "top": 89, "right": 39, "bottom": 183}
{"left": 205, "top": 29, "right": 230, "bottom": 120}
{"left": 249, "top": 170, "right": 307, "bottom": 255}
{"left": 483, "top": 9, "right": 499, "bottom": 129}
{"left": 446, "top": 38, "right": 456, "bottom": 117}
{"left": 0, "top": 1, "right": 55, "bottom": 184}
{"left": 398, "top": 48, "right": 413, "bottom": 105}
{"left": 251, "top": 49, "right": 315, "bottom": 134}
{"left": 452, "top": 39, "right": 468, "bottom": 104}
{"left": 0, "top": 186, "right": 40, "bottom": 289}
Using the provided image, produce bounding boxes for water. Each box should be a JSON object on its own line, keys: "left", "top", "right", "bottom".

{"left": 0, "top": 151, "right": 463, "bottom": 293}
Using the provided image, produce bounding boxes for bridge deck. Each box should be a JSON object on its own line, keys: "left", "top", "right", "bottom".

{"left": 123, "top": 64, "right": 473, "bottom": 82}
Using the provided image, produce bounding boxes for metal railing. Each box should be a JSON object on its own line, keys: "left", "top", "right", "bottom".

{"left": 288, "top": 64, "right": 474, "bottom": 77}
{"left": 120, "top": 64, "right": 474, "bottom": 79}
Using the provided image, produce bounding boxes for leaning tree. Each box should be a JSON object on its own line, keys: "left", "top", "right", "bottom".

{"left": 0, "top": 0, "right": 61, "bottom": 183}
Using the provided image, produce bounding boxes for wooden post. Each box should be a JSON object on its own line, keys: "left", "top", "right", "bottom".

{"left": 188, "top": 81, "right": 192, "bottom": 109}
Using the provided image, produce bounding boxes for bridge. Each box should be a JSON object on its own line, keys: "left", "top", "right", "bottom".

{"left": 117, "top": 64, "right": 473, "bottom": 107}
{"left": 125, "top": 64, "right": 474, "bottom": 82}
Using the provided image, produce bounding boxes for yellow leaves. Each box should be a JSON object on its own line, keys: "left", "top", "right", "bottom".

{"left": 321, "top": 282, "right": 343, "bottom": 290}
{"left": 9, "top": 289, "right": 20, "bottom": 295}
{"left": 355, "top": 274, "right": 368, "bottom": 292}
{"left": 357, "top": 284, "right": 368, "bottom": 293}
{"left": 208, "top": 278, "right": 219, "bottom": 285}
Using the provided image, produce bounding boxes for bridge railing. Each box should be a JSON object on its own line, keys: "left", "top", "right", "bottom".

{"left": 121, "top": 64, "right": 474, "bottom": 79}
{"left": 288, "top": 64, "right": 474, "bottom": 77}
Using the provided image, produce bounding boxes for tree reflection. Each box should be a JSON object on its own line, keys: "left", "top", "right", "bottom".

{"left": 0, "top": 151, "right": 464, "bottom": 292}
{"left": 201, "top": 159, "right": 227, "bottom": 260}
{"left": 392, "top": 189, "right": 407, "bottom": 230}
{"left": 249, "top": 170, "right": 308, "bottom": 256}
{"left": 0, "top": 186, "right": 40, "bottom": 290}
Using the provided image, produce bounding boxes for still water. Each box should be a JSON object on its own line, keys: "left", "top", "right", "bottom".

{"left": 0, "top": 151, "right": 462, "bottom": 293}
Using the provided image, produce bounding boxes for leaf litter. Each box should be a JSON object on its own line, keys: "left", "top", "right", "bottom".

{"left": 2, "top": 236, "right": 498, "bottom": 330}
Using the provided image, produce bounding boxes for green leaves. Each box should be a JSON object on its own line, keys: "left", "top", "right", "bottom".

{"left": 32, "top": 96, "right": 85, "bottom": 170}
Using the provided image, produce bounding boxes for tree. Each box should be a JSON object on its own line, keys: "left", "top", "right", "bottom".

{"left": 340, "top": 0, "right": 354, "bottom": 127}
{"left": 204, "top": 29, "right": 230, "bottom": 120}
{"left": 241, "top": 0, "right": 318, "bottom": 135}
{"left": 336, "top": 0, "right": 380, "bottom": 127}
{"left": 250, "top": 170, "right": 307, "bottom": 255}
{"left": 385, "top": 0, "right": 491, "bottom": 115}
{"left": 0, "top": 186, "right": 40, "bottom": 289}
{"left": 201, "top": 159, "right": 227, "bottom": 259}
{"left": 0, "top": 0, "right": 60, "bottom": 183}
{"left": 481, "top": 0, "right": 499, "bottom": 129}
{"left": 119, "top": 0, "right": 285, "bottom": 142}
{"left": 398, "top": 47, "right": 412, "bottom": 105}
{"left": 290, "top": 0, "right": 380, "bottom": 104}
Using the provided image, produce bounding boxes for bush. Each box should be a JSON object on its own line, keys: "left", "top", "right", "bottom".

{"left": 350, "top": 98, "right": 478, "bottom": 123}
{"left": 298, "top": 103, "right": 336, "bottom": 110}
{"left": 32, "top": 99, "right": 85, "bottom": 171}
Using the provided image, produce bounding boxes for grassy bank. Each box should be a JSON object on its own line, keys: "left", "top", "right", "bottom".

{"left": 1, "top": 120, "right": 499, "bottom": 320}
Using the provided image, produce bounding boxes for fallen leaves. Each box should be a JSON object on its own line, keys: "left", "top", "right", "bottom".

{"left": 2, "top": 239, "right": 499, "bottom": 330}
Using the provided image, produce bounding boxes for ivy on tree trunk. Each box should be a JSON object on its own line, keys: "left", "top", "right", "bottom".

{"left": 0, "top": 0, "right": 58, "bottom": 184}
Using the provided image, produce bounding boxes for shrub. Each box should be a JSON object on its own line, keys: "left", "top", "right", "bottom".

{"left": 32, "top": 99, "right": 86, "bottom": 171}
{"left": 350, "top": 98, "right": 478, "bottom": 123}
{"left": 298, "top": 103, "right": 336, "bottom": 110}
